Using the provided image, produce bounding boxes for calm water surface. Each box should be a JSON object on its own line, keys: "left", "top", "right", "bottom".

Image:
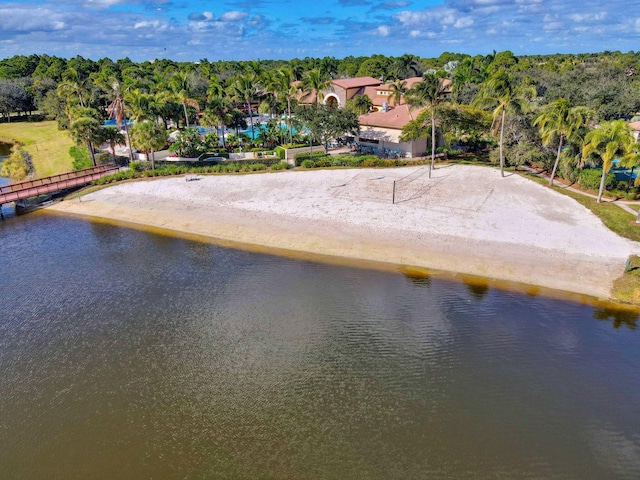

{"left": 1, "top": 214, "right": 640, "bottom": 479}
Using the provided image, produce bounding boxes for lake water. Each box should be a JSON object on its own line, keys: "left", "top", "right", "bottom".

{"left": 1, "top": 213, "right": 640, "bottom": 479}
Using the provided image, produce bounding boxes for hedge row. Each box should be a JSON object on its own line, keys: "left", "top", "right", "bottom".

{"left": 92, "top": 161, "right": 291, "bottom": 185}
{"left": 300, "top": 154, "right": 409, "bottom": 169}
{"left": 293, "top": 150, "right": 331, "bottom": 166}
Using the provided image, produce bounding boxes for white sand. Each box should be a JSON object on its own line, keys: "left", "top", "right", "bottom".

{"left": 48, "top": 165, "right": 640, "bottom": 300}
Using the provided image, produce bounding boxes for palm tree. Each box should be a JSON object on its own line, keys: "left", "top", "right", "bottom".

{"left": 390, "top": 80, "right": 408, "bottom": 107}
{"left": 206, "top": 74, "right": 224, "bottom": 103}
{"left": 349, "top": 94, "right": 373, "bottom": 115}
{"left": 125, "top": 89, "right": 155, "bottom": 122}
{"left": 98, "top": 126, "right": 125, "bottom": 164}
{"left": 130, "top": 120, "right": 168, "bottom": 170}
{"left": 474, "top": 68, "right": 536, "bottom": 177}
{"left": 301, "top": 69, "right": 328, "bottom": 105}
{"left": 269, "top": 67, "right": 299, "bottom": 144}
{"left": 534, "top": 99, "right": 591, "bottom": 186}
{"left": 582, "top": 120, "right": 636, "bottom": 203}
{"left": 406, "top": 74, "right": 447, "bottom": 178}
{"left": 69, "top": 107, "right": 101, "bottom": 166}
{"left": 205, "top": 97, "right": 233, "bottom": 149}
{"left": 103, "top": 77, "right": 135, "bottom": 164}
{"left": 232, "top": 74, "right": 257, "bottom": 140}
{"left": 57, "top": 67, "right": 88, "bottom": 108}
{"left": 169, "top": 71, "right": 200, "bottom": 128}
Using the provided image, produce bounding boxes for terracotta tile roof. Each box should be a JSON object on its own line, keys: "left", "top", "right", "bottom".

{"left": 630, "top": 121, "right": 640, "bottom": 131}
{"left": 361, "top": 86, "right": 396, "bottom": 107}
{"left": 331, "top": 76, "right": 383, "bottom": 89}
{"left": 358, "top": 104, "right": 426, "bottom": 129}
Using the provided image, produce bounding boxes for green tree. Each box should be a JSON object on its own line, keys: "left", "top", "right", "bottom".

{"left": 169, "top": 71, "right": 200, "bottom": 128}
{"left": 534, "top": 99, "right": 591, "bottom": 186}
{"left": 474, "top": 69, "right": 536, "bottom": 177}
{"left": 56, "top": 67, "right": 88, "bottom": 109}
{"left": 295, "top": 104, "right": 359, "bottom": 154}
{"left": 103, "top": 77, "right": 135, "bottom": 164}
{"left": 390, "top": 79, "right": 408, "bottom": 107}
{"left": 406, "top": 74, "right": 448, "bottom": 178}
{"left": 301, "top": 69, "right": 328, "bottom": 105}
{"left": 582, "top": 120, "right": 637, "bottom": 203}
{"left": 347, "top": 94, "right": 373, "bottom": 115}
{"left": 269, "top": 67, "right": 299, "bottom": 144}
{"left": 97, "top": 126, "right": 125, "bottom": 164}
{"left": 130, "top": 120, "right": 168, "bottom": 169}
{"left": 69, "top": 107, "right": 101, "bottom": 166}
{"left": 232, "top": 74, "right": 258, "bottom": 140}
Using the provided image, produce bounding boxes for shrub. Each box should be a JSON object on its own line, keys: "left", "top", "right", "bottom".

{"left": 274, "top": 146, "right": 285, "bottom": 160}
{"left": 294, "top": 150, "right": 330, "bottom": 166}
{"left": 70, "top": 145, "right": 92, "bottom": 171}
{"left": 301, "top": 160, "right": 315, "bottom": 168}
{"left": 578, "top": 168, "right": 616, "bottom": 191}
{"left": 270, "top": 161, "right": 290, "bottom": 171}
{"left": 95, "top": 152, "right": 111, "bottom": 165}
{"left": 0, "top": 148, "right": 32, "bottom": 181}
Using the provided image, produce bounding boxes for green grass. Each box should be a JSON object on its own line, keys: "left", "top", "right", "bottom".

{"left": 0, "top": 120, "right": 74, "bottom": 177}
{"left": 612, "top": 255, "right": 640, "bottom": 305}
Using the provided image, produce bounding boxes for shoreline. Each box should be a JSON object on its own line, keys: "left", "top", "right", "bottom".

{"left": 46, "top": 165, "right": 640, "bottom": 303}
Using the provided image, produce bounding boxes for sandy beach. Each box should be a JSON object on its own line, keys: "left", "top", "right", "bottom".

{"left": 48, "top": 164, "right": 640, "bottom": 300}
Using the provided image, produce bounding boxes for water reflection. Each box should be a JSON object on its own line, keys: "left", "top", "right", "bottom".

{"left": 593, "top": 307, "right": 639, "bottom": 330}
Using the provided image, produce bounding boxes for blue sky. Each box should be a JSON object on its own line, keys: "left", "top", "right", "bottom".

{"left": 0, "top": 0, "right": 638, "bottom": 62}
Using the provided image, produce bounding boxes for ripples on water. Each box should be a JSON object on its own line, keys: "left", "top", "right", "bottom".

{"left": 1, "top": 214, "right": 639, "bottom": 479}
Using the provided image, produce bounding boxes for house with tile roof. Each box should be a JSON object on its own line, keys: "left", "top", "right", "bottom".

{"left": 357, "top": 104, "right": 429, "bottom": 158}
{"left": 296, "top": 75, "right": 452, "bottom": 158}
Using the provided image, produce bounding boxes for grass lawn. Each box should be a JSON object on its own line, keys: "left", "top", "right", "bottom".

{"left": 0, "top": 120, "right": 74, "bottom": 177}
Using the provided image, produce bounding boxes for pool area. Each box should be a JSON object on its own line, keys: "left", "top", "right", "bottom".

{"left": 611, "top": 159, "right": 638, "bottom": 183}
{"left": 102, "top": 119, "right": 134, "bottom": 128}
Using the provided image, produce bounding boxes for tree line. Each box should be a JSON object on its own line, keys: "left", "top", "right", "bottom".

{"left": 1, "top": 50, "right": 640, "bottom": 202}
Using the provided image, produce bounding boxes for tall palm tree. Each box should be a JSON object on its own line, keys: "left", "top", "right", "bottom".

{"left": 57, "top": 67, "right": 88, "bottom": 108}
{"left": 206, "top": 97, "right": 232, "bottom": 149}
{"left": 169, "top": 71, "right": 200, "bottom": 128}
{"left": 474, "top": 68, "right": 536, "bottom": 177}
{"left": 268, "top": 67, "right": 300, "bottom": 144}
{"left": 98, "top": 126, "right": 125, "bottom": 164}
{"left": 124, "top": 89, "right": 155, "bottom": 122}
{"left": 406, "top": 74, "right": 447, "bottom": 178}
{"left": 582, "top": 120, "right": 636, "bottom": 203}
{"left": 69, "top": 107, "right": 101, "bottom": 166}
{"left": 232, "top": 74, "right": 258, "bottom": 140}
{"left": 534, "top": 98, "right": 591, "bottom": 186}
{"left": 103, "top": 77, "right": 135, "bottom": 164}
{"left": 390, "top": 80, "right": 408, "bottom": 107}
{"left": 301, "top": 69, "right": 328, "bottom": 105}
{"left": 206, "top": 74, "right": 224, "bottom": 103}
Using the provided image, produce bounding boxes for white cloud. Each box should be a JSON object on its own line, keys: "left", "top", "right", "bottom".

{"left": 376, "top": 25, "right": 390, "bottom": 36}
{"left": 0, "top": 7, "right": 66, "bottom": 32}
{"left": 220, "top": 11, "right": 249, "bottom": 22}
{"left": 569, "top": 12, "right": 607, "bottom": 23}
{"left": 454, "top": 17, "right": 473, "bottom": 28}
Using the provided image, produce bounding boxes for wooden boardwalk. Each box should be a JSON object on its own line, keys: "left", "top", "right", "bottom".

{"left": 0, "top": 164, "right": 119, "bottom": 206}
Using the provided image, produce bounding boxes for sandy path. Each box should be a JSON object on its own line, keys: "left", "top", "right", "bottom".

{"left": 48, "top": 165, "right": 640, "bottom": 300}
